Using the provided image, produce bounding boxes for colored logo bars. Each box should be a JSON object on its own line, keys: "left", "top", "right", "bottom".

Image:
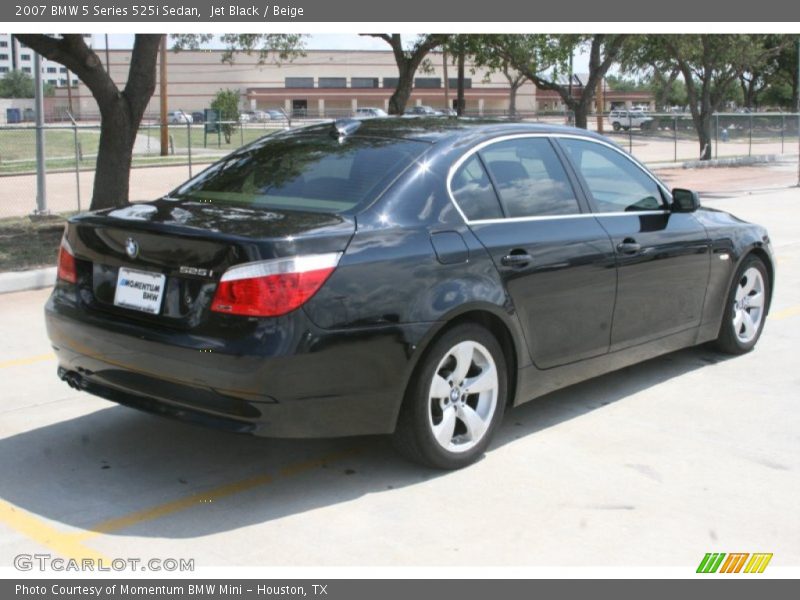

{"left": 696, "top": 553, "right": 773, "bottom": 573}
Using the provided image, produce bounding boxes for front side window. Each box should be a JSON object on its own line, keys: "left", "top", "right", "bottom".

{"left": 560, "top": 139, "right": 665, "bottom": 212}
{"left": 480, "top": 138, "right": 580, "bottom": 218}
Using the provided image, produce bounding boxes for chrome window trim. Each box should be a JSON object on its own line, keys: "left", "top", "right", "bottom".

{"left": 445, "top": 132, "right": 671, "bottom": 226}
{"left": 468, "top": 210, "right": 670, "bottom": 226}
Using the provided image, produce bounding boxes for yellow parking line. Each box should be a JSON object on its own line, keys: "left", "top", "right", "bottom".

{"left": 771, "top": 305, "right": 800, "bottom": 320}
{"left": 0, "top": 500, "right": 109, "bottom": 562}
{"left": 71, "top": 447, "right": 361, "bottom": 541}
{"left": 0, "top": 352, "right": 54, "bottom": 369}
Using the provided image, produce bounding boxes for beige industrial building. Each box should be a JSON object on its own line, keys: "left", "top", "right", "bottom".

{"left": 50, "top": 48, "right": 653, "bottom": 120}
{"left": 51, "top": 48, "right": 533, "bottom": 119}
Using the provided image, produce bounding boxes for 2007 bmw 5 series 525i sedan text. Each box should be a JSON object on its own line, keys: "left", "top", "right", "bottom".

{"left": 46, "top": 119, "right": 774, "bottom": 469}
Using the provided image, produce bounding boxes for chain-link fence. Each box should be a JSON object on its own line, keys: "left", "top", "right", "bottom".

{"left": 1, "top": 111, "right": 798, "bottom": 219}
{"left": 594, "top": 111, "right": 800, "bottom": 165}
{"left": 0, "top": 119, "right": 290, "bottom": 218}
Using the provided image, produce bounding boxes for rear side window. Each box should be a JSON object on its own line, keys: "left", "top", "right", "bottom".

{"left": 479, "top": 138, "right": 580, "bottom": 218}
{"left": 559, "top": 138, "right": 666, "bottom": 212}
{"left": 450, "top": 155, "right": 503, "bottom": 221}
{"left": 172, "top": 132, "right": 428, "bottom": 213}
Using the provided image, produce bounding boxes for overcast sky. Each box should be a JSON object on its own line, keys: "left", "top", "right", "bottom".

{"left": 94, "top": 34, "right": 594, "bottom": 72}
{"left": 97, "top": 34, "right": 406, "bottom": 51}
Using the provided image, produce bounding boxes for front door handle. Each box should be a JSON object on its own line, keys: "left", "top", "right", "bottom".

{"left": 616, "top": 239, "right": 641, "bottom": 255}
{"left": 501, "top": 252, "right": 533, "bottom": 267}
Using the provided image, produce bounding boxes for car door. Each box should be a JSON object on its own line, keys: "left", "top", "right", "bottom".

{"left": 557, "top": 137, "right": 711, "bottom": 351}
{"left": 449, "top": 135, "right": 617, "bottom": 369}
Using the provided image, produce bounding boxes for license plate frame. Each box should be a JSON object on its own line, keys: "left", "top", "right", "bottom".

{"left": 113, "top": 267, "right": 166, "bottom": 315}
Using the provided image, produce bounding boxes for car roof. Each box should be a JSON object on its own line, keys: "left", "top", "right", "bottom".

{"left": 305, "top": 117, "right": 611, "bottom": 145}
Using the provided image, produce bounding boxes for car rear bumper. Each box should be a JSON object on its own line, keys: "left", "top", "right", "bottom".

{"left": 46, "top": 289, "right": 432, "bottom": 438}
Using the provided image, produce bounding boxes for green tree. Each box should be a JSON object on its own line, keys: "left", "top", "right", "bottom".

{"left": 645, "top": 68, "right": 686, "bottom": 110}
{"left": 443, "top": 35, "right": 529, "bottom": 117}
{"left": 362, "top": 34, "right": 448, "bottom": 114}
{"left": 605, "top": 75, "right": 648, "bottom": 93}
{"left": 639, "top": 35, "right": 789, "bottom": 159}
{"left": 488, "top": 34, "right": 628, "bottom": 129}
{"left": 752, "top": 35, "right": 798, "bottom": 110}
{"left": 735, "top": 35, "right": 796, "bottom": 109}
{"left": 171, "top": 34, "right": 306, "bottom": 64}
{"left": 211, "top": 89, "right": 241, "bottom": 143}
{"left": 0, "top": 69, "right": 35, "bottom": 97}
{"left": 0, "top": 69, "right": 56, "bottom": 98}
{"left": 14, "top": 34, "right": 304, "bottom": 211}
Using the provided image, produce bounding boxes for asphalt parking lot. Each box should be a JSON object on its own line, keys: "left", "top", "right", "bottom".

{"left": 0, "top": 170, "right": 799, "bottom": 569}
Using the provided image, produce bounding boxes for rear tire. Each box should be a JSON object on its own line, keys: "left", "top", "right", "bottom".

{"left": 712, "top": 255, "right": 770, "bottom": 355}
{"left": 393, "top": 324, "right": 507, "bottom": 469}
{"left": 612, "top": 122, "right": 621, "bottom": 131}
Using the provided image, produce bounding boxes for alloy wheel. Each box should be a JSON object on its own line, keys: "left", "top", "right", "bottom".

{"left": 733, "top": 267, "right": 765, "bottom": 344}
{"left": 427, "top": 340, "right": 499, "bottom": 454}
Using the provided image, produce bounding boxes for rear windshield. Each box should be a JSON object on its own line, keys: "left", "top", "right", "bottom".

{"left": 171, "top": 130, "right": 428, "bottom": 213}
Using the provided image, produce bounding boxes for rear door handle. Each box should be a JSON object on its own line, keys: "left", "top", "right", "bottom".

{"left": 501, "top": 252, "right": 533, "bottom": 267}
{"left": 616, "top": 239, "right": 641, "bottom": 255}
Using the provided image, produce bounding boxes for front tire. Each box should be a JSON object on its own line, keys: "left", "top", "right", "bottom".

{"left": 393, "top": 324, "right": 507, "bottom": 469}
{"left": 712, "top": 255, "right": 770, "bottom": 355}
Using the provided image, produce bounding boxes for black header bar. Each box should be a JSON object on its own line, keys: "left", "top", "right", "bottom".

{"left": 2, "top": 0, "right": 800, "bottom": 22}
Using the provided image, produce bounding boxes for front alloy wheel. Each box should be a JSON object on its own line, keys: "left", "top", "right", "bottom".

{"left": 713, "top": 255, "right": 769, "bottom": 355}
{"left": 732, "top": 266, "right": 766, "bottom": 344}
{"left": 393, "top": 324, "right": 507, "bottom": 469}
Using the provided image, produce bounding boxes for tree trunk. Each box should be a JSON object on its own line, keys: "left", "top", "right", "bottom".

{"left": 367, "top": 34, "right": 446, "bottom": 116}
{"left": 93, "top": 99, "right": 137, "bottom": 209}
{"left": 654, "top": 70, "right": 679, "bottom": 110}
{"left": 389, "top": 63, "right": 413, "bottom": 115}
{"left": 693, "top": 112, "right": 713, "bottom": 160}
{"left": 573, "top": 102, "right": 589, "bottom": 129}
{"left": 15, "top": 34, "right": 161, "bottom": 210}
{"left": 508, "top": 85, "right": 518, "bottom": 118}
{"left": 740, "top": 77, "right": 758, "bottom": 110}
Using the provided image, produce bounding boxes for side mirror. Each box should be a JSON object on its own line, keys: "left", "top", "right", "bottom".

{"left": 671, "top": 188, "right": 701, "bottom": 213}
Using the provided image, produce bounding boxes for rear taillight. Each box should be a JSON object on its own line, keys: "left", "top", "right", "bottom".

{"left": 211, "top": 253, "right": 342, "bottom": 317}
{"left": 57, "top": 238, "right": 78, "bottom": 284}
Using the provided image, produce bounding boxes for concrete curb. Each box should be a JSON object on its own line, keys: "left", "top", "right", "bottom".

{"left": 0, "top": 267, "right": 56, "bottom": 294}
{"left": 681, "top": 154, "right": 780, "bottom": 169}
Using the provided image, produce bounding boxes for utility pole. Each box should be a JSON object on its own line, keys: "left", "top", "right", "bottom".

{"left": 456, "top": 44, "right": 465, "bottom": 116}
{"left": 796, "top": 37, "right": 799, "bottom": 187}
{"left": 66, "top": 69, "right": 73, "bottom": 114}
{"left": 596, "top": 77, "right": 605, "bottom": 133}
{"left": 442, "top": 50, "right": 450, "bottom": 113}
{"left": 568, "top": 46, "right": 573, "bottom": 124}
{"left": 33, "top": 53, "right": 47, "bottom": 214}
{"left": 160, "top": 36, "right": 169, "bottom": 157}
{"left": 104, "top": 34, "right": 111, "bottom": 73}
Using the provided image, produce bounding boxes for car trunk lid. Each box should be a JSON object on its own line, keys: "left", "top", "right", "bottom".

{"left": 64, "top": 199, "right": 355, "bottom": 328}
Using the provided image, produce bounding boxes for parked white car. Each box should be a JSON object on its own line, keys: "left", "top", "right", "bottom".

{"left": 167, "top": 110, "right": 193, "bottom": 124}
{"left": 353, "top": 107, "right": 389, "bottom": 119}
{"left": 609, "top": 109, "right": 653, "bottom": 131}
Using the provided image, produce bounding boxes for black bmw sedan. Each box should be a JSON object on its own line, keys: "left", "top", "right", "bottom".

{"left": 46, "top": 119, "right": 774, "bottom": 469}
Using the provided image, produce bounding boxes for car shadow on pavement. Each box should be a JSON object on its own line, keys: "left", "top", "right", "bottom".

{"left": 0, "top": 344, "right": 732, "bottom": 540}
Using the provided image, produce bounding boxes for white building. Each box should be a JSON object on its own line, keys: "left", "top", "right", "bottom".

{"left": 0, "top": 34, "right": 90, "bottom": 87}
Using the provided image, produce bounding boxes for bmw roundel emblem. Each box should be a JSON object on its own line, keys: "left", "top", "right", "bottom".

{"left": 124, "top": 237, "right": 139, "bottom": 259}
